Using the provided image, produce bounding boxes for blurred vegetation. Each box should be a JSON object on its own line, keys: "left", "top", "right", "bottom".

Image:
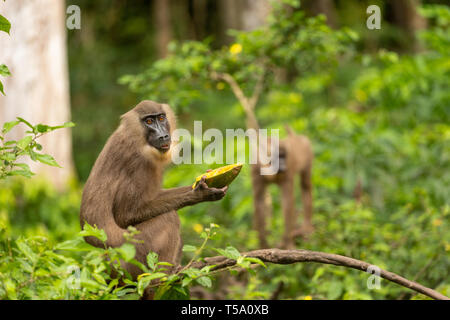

{"left": 1, "top": 0, "right": 449, "bottom": 299}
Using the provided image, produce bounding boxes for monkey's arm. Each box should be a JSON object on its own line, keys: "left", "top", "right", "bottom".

{"left": 113, "top": 178, "right": 227, "bottom": 228}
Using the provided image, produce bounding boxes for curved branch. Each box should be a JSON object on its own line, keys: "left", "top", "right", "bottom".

{"left": 191, "top": 248, "right": 449, "bottom": 300}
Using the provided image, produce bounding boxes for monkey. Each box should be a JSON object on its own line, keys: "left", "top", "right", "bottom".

{"left": 251, "top": 125, "right": 314, "bottom": 249}
{"left": 79, "top": 100, "right": 228, "bottom": 284}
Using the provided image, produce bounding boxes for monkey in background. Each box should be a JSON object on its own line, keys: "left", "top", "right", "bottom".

{"left": 80, "top": 100, "right": 228, "bottom": 281}
{"left": 251, "top": 126, "right": 314, "bottom": 249}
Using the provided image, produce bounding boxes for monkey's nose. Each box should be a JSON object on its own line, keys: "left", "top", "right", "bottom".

{"left": 158, "top": 134, "right": 169, "bottom": 141}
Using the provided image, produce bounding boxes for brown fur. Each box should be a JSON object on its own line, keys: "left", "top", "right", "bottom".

{"left": 80, "top": 100, "right": 227, "bottom": 282}
{"left": 251, "top": 126, "right": 314, "bottom": 249}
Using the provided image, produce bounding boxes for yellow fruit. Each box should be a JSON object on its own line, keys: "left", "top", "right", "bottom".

{"left": 192, "top": 163, "right": 243, "bottom": 189}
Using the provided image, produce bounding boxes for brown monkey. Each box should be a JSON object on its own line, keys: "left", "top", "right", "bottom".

{"left": 251, "top": 126, "right": 313, "bottom": 249}
{"left": 80, "top": 100, "right": 228, "bottom": 281}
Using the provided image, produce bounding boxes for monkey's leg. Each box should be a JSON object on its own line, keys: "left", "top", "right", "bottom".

{"left": 294, "top": 165, "right": 314, "bottom": 238}
{"left": 280, "top": 177, "right": 296, "bottom": 249}
{"left": 252, "top": 178, "right": 269, "bottom": 248}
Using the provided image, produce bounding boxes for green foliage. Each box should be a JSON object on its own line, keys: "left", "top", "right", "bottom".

{"left": 119, "top": 1, "right": 357, "bottom": 110}
{"left": 0, "top": 12, "right": 11, "bottom": 95}
{"left": 118, "top": 3, "right": 449, "bottom": 300}
{"left": 0, "top": 219, "right": 266, "bottom": 300}
{"left": 0, "top": 119, "right": 75, "bottom": 179}
{"left": 0, "top": 14, "right": 10, "bottom": 34}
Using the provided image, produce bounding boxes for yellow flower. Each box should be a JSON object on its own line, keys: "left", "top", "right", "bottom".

{"left": 216, "top": 82, "right": 225, "bottom": 90}
{"left": 445, "top": 243, "right": 450, "bottom": 252}
{"left": 304, "top": 295, "right": 312, "bottom": 300}
{"left": 193, "top": 223, "right": 203, "bottom": 234}
{"left": 432, "top": 219, "right": 443, "bottom": 227}
{"left": 229, "top": 43, "right": 242, "bottom": 55}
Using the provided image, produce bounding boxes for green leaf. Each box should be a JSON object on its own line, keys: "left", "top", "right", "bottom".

{"left": 117, "top": 243, "right": 136, "bottom": 261}
{"left": 153, "top": 283, "right": 171, "bottom": 300}
{"left": 312, "top": 267, "right": 326, "bottom": 281}
{"left": 106, "top": 279, "right": 119, "bottom": 292}
{"left": 16, "top": 117, "right": 34, "bottom": 130}
{"left": 34, "top": 122, "right": 75, "bottom": 133}
{"left": 33, "top": 153, "right": 61, "bottom": 167}
{"left": 16, "top": 239, "right": 38, "bottom": 263}
{"left": 137, "top": 272, "right": 166, "bottom": 296}
{"left": 181, "top": 277, "right": 193, "bottom": 287}
{"left": 17, "top": 135, "right": 33, "bottom": 150}
{"left": 13, "top": 163, "right": 31, "bottom": 171}
{"left": 79, "top": 223, "right": 107, "bottom": 243}
{"left": 0, "top": 64, "right": 11, "bottom": 76}
{"left": 36, "top": 124, "right": 50, "bottom": 133}
{"left": 243, "top": 257, "right": 266, "bottom": 268}
{"left": 2, "top": 120, "right": 20, "bottom": 133}
{"left": 50, "top": 122, "right": 76, "bottom": 130}
{"left": 157, "top": 261, "right": 173, "bottom": 267}
{"left": 180, "top": 267, "right": 201, "bottom": 278}
{"left": 156, "top": 284, "right": 189, "bottom": 300}
{"left": 55, "top": 238, "right": 95, "bottom": 251}
{"left": 195, "top": 276, "right": 212, "bottom": 288}
{"left": 3, "top": 140, "right": 16, "bottom": 146}
{"left": 182, "top": 244, "right": 197, "bottom": 252}
{"left": 215, "top": 246, "right": 241, "bottom": 260}
{"left": 7, "top": 170, "right": 33, "bottom": 178}
{"left": 146, "top": 252, "right": 159, "bottom": 271}
{"left": 0, "top": 151, "right": 16, "bottom": 161}
{"left": 0, "top": 80, "right": 4, "bottom": 95}
{"left": 92, "top": 273, "right": 107, "bottom": 285}
{"left": 28, "top": 149, "right": 37, "bottom": 161}
{"left": 0, "top": 14, "right": 11, "bottom": 34}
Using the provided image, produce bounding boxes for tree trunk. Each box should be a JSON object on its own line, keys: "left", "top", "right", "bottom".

{"left": 0, "top": 0, "right": 74, "bottom": 189}
{"left": 391, "top": 0, "right": 427, "bottom": 52}
{"left": 303, "top": 0, "right": 338, "bottom": 28}
{"left": 218, "top": 0, "right": 270, "bottom": 43}
{"left": 153, "top": 0, "right": 173, "bottom": 58}
{"left": 239, "top": 0, "right": 271, "bottom": 31}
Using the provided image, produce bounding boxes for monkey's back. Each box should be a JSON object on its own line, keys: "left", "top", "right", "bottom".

{"left": 287, "top": 134, "right": 313, "bottom": 173}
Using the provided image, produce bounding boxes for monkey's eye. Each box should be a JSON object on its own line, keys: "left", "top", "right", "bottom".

{"left": 145, "top": 118, "right": 153, "bottom": 125}
{"left": 158, "top": 115, "right": 165, "bottom": 121}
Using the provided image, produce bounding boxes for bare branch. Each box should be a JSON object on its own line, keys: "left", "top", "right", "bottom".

{"left": 190, "top": 248, "right": 449, "bottom": 300}
{"left": 210, "top": 71, "right": 260, "bottom": 130}
{"left": 248, "top": 71, "right": 265, "bottom": 111}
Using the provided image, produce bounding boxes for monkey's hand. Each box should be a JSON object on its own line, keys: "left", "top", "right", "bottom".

{"left": 193, "top": 175, "right": 228, "bottom": 202}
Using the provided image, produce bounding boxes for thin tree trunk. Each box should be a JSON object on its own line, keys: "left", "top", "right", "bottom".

{"left": 391, "top": 0, "right": 427, "bottom": 52}
{"left": 153, "top": 0, "right": 173, "bottom": 58}
{"left": 217, "top": 0, "right": 270, "bottom": 44}
{"left": 303, "top": 0, "right": 338, "bottom": 28}
{"left": 0, "top": 0, "right": 74, "bottom": 189}
{"left": 240, "top": 0, "right": 271, "bottom": 31}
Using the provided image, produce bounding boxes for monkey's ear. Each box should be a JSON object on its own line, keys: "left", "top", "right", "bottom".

{"left": 162, "top": 103, "right": 176, "bottom": 133}
{"left": 284, "top": 124, "right": 295, "bottom": 136}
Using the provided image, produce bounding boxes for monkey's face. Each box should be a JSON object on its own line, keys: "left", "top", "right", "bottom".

{"left": 260, "top": 140, "right": 288, "bottom": 176}
{"left": 142, "top": 112, "right": 171, "bottom": 153}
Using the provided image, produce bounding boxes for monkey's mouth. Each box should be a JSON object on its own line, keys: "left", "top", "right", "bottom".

{"left": 160, "top": 143, "right": 170, "bottom": 152}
